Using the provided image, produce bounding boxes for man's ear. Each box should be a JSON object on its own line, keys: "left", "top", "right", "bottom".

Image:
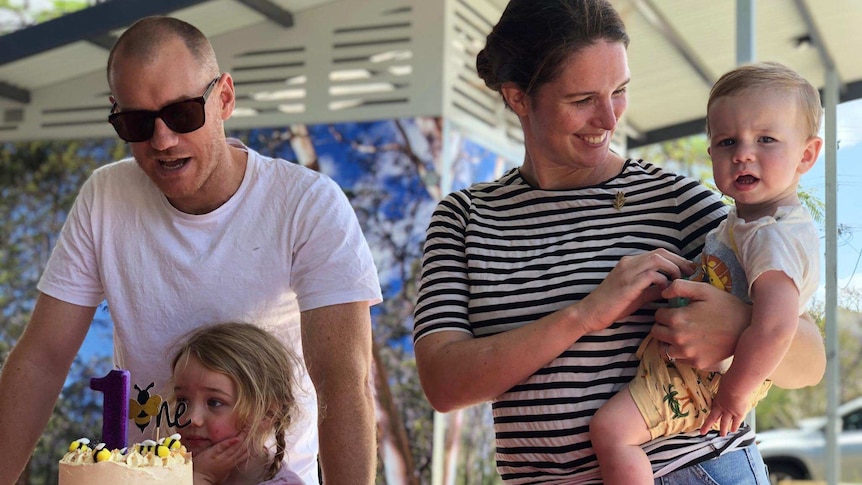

{"left": 501, "top": 82, "right": 529, "bottom": 117}
{"left": 109, "top": 95, "right": 116, "bottom": 105}
{"left": 798, "top": 136, "right": 823, "bottom": 175}
{"left": 216, "top": 73, "right": 236, "bottom": 120}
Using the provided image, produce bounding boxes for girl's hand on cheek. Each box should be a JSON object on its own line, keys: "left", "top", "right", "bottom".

{"left": 192, "top": 433, "right": 249, "bottom": 485}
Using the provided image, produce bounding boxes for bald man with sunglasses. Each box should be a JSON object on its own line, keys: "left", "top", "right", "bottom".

{"left": 0, "top": 16, "right": 381, "bottom": 485}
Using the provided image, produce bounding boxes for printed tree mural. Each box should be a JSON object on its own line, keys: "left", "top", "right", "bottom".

{"left": 1, "top": 117, "right": 511, "bottom": 484}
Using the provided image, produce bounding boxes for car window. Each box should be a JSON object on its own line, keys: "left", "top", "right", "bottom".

{"left": 844, "top": 409, "right": 862, "bottom": 431}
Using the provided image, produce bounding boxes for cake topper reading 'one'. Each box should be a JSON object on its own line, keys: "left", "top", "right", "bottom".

{"left": 130, "top": 381, "right": 190, "bottom": 432}
{"left": 89, "top": 369, "right": 189, "bottom": 451}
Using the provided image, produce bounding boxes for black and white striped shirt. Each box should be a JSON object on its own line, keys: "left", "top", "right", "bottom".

{"left": 414, "top": 160, "right": 754, "bottom": 484}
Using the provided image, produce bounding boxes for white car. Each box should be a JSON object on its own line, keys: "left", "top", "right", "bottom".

{"left": 756, "top": 397, "right": 862, "bottom": 484}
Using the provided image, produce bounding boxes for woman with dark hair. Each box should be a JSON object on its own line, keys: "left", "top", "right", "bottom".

{"left": 413, "top": 0, "right": 825, "bottom": 483}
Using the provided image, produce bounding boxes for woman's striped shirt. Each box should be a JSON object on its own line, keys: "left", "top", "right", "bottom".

{"left": 413, "top": 160, "right": 755, "bottom": 484}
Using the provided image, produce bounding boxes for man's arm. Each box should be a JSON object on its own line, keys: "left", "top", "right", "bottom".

{"left": 300, "top": 301, "right": 375, "bottom": 484}
{"left": 0, "top": 293, "right": 95, "bottom": 485}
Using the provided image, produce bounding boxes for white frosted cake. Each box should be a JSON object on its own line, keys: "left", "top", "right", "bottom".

{"left": 59, "top": 437, "right": 192, "bottom": 485}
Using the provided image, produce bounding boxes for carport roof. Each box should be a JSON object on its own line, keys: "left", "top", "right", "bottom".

{"left": 0, "top": 0, "right": 860, "bottom": 147}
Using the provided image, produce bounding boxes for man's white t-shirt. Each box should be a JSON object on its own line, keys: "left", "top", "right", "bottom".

{"left": 38, "top": 140, "right": 382, "bottom": 485}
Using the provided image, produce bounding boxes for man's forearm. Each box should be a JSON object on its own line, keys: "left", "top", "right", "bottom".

{"left": 0, "top": 347, "right": 67, "bottom": 484}
{"left": 317, "top": 384, "right": 376, "bottom": 484}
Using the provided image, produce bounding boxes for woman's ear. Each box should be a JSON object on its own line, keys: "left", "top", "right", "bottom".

{"left": 501, "top": 82, "right": 529, "bottom": 116}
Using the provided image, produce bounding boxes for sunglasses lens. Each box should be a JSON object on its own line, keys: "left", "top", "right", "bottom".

{"left": 108, "top": 78, "right": 214, "bottom": 142}
{"left": 162, "top": 99, "right": 206, "bottom": 134}
{"left": 109, "top": 111, "right": 156, "bottom": 143}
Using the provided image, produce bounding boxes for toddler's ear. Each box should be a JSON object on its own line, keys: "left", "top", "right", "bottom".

{"left": 798, "top": 136, "right": 823, "bottom": 174}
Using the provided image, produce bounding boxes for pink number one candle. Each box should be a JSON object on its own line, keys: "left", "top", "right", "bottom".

{"left": 90, "top": 369, "right": 130, "bottom": 450}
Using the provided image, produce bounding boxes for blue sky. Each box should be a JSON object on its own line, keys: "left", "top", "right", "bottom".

{"left": 802, "top": 98, "right": 862, "bottom": 295}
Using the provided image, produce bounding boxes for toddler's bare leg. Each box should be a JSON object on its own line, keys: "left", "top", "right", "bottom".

{"left": 590, "top": 387, "right": 655, "bottom": 485}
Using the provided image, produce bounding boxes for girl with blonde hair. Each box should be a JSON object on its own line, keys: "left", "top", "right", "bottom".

{"left": 170, "top": 322, "right": 304, "bottom": 485}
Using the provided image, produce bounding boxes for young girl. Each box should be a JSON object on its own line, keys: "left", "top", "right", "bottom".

{"left": 170, "top": 322, "right": 305, "bottom": 485}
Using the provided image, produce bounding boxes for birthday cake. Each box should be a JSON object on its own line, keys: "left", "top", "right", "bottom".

{"left": 58, "top": 435, "right": 192, "bottom": 485}
{"left": 61, "top": 369, "right": 194, "bottom": 483}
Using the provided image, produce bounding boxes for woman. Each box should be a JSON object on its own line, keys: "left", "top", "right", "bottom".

{"left": 412, "top": 0, "right": 826, "bottom": 483}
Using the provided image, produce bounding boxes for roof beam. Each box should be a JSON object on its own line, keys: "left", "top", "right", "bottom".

{"left": 627, "top": 77, "right": 862, "bottom": 149}
{"left": 632, "top": 0, "right": 716, "bottom": 87}
{"left": 235, "top": 0, "right": 294, "bottom": 28}
{"left": 627, "top": 118, "right": 706, "bottom": 149}
{"left": 0, "top": 81, "right": 30, "bottom": 104}
{"left": 0, "top": 0, "right": 209, "bottom": 67}
{"left": 87, "top": 33, "right": 120, "bottom": 52}
{"left": 792, "top": 0, "right": 842, "bottom": 80}
{"left": 842, "top": 79, "right": 862, "bottom": 104}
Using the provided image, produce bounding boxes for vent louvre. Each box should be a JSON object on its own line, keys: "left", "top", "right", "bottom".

{"left": 446, "top": 0, "right": 519, "bottom": 158}
{"left": 2, "top": 0, "right": 500, "bottom": 141}
{"left": 4, "top": 108, "right": 23, "bottom": 123}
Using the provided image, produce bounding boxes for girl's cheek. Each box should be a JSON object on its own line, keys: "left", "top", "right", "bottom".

{"left": 215, "top": 421, "right": 242, "bottom": 441}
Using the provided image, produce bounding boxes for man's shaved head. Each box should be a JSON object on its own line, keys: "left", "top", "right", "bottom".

{"left": 107, "top": 16, "right": 220, "bottom": 91}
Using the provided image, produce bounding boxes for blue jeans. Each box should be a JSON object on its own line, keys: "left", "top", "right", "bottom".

{"left": 654, "top": 444, "right": 770, "bottom": 484}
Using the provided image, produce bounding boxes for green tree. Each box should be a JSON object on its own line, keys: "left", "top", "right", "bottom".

{"left": 630, "top": 135, "right": 713, "bottom": 181}
{"left": 756, "top": 296, "right": 862, "bottom": 431}
{"left": 0, "top": 0, "right": 92, "bottom": 34}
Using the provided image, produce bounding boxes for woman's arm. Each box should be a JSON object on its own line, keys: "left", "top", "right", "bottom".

{"left": 416, "top": 303, "right": 591, "bottom": 412}
{"left": 653, "top": 278, "right": 825, "bottom": 388}
{"left": 416, "top": 249, "right": 696, "bottom": 412}
{"left": 767, "top": 311, "right": 823, "bottom": 388}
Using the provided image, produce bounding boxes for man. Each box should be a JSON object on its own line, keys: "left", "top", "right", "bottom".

{"left": 0, "top": 16, "right": 381, "bottom": 485}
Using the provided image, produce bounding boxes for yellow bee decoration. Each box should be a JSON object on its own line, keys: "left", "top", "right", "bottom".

{"left": 137, "top": 439, "right": 170, "bottom": 458}
{"left": 68, "top": 438, "right": 90, "bottom": 453}
{"left": 93, "top": 443, "right": 111, "bottom": 462}
{"left": 160, "top": 433, "right": 183, "bottom": 451}
{"left": 129, "top": 383, "right": 162, "bottom": 433}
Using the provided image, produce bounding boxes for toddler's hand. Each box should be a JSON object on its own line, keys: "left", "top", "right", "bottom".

{"left": 700, "top": 393, "right": 747, "bottom": 437}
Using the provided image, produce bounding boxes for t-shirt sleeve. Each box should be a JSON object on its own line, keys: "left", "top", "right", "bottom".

{"left": 412, "top": 190, "right": 474, "bottom": 343}
{"left": 37, "top": 174, "right": 105, "bottom": 307}
{"left": 738, "top": 217, "right": 819, "bottom": 312}
{"left": 289, "top": 176, "right": 381, "bottom": 312}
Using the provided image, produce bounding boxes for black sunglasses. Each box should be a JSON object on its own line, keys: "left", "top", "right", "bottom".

{"left": 108, "top": 76, "right": 221, "bottom": 143}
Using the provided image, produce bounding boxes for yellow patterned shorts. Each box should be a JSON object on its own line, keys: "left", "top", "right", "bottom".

{"left": 629, "top": 335, "right": 772, "bottom": 439}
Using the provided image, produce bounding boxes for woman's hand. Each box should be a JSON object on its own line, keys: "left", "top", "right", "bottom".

{"left": 192, "top": 434, "right": 249, "bottom": 485}
{"left": 578, "top": 249, "right": 696, "bottom": 334}
{"left": 654, "top": 277, "right": 826, "bottom": 387}
{"left": 652, "top": 279, "right": 751, "bottom": 371}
